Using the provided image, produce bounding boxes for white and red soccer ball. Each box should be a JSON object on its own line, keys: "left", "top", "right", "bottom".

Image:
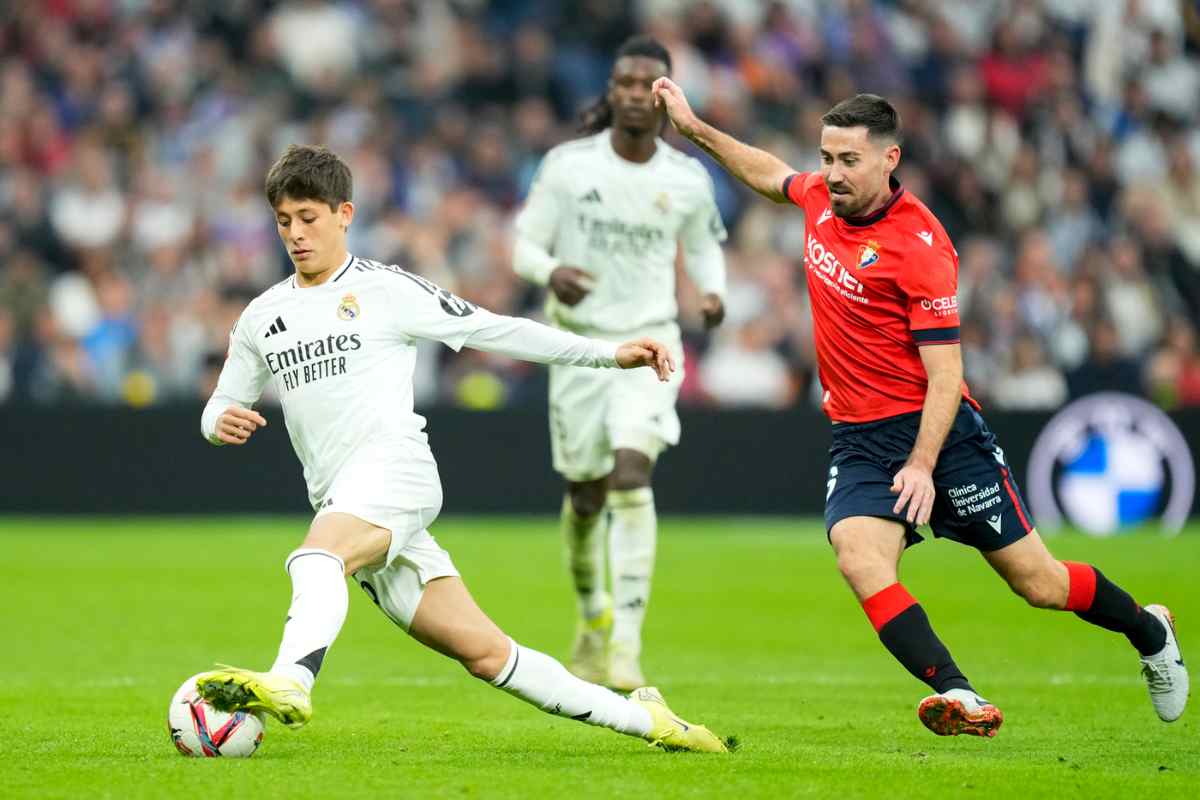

{"left": 168, "top": 674, "right": 265, "bottom": 758}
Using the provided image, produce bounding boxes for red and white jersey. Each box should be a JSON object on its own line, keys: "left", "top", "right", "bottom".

{"left": 784, "top": 172, "right": 977, "bottom": 423}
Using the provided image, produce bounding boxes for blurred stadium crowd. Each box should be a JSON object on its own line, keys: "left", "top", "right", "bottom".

{"left": 1, "top": 0, "right": 1199, "bottom": 411}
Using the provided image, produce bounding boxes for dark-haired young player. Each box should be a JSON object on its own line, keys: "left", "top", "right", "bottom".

{"left": 193, "top": 144, "right": 727, "bottom": 753}
{"left": 514, "top": 35, "right": 727, "bottom": 691}
{"left": 653, "top": 82, "right": 1188, "bottom": 736}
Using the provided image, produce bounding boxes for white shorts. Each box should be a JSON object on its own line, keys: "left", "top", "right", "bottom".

{"left": 353, "top": 528, "right": 459, "bottom": 631}
{"left": 313, "top": 444, "right": 458, "bottom": 630}
{"left": 548, "top": 325, "right": 684, "bottom": 482}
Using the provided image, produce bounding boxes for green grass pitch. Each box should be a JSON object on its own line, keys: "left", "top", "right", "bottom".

{"left": 2, "top": 516, "right": 1198, "bottom": 799}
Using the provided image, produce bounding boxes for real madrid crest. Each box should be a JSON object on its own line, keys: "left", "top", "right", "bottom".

{"left": 337, "top": 293, "right": 360, "bottom": 321}
{"left": 654, "top": 192, "right": 671, "bottom": 214}
{"left": 857, "top": 239, "right": 881, "bottom": 269}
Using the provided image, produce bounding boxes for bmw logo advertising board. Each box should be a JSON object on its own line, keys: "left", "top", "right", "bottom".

{"left": 1027, "top": 393, "right": 1195, "bottom": 536}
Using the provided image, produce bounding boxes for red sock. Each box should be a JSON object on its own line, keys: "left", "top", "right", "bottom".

{"left": 1063, "top": 561, "right": 1096, "bottom": 612}
{"left": 1062, "top": 561, "right": 1166, "bottom": 656}
{"left": 861, "top": 582, "right": 916, "bottom": 632}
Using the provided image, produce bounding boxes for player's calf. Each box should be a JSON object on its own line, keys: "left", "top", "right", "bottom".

{"left": 560, "top": 488, "right": 612, "bottom": 683}
{"left": 1059, "top": 561, "right": 1168, "bottom": 656}
{"left": 861, "top": 582, "right": 975, "bottom": 695}
{"left": 986, "top": 538, "right": 1167, "bottom": 654}
{"left": 1006, "top": 568, "right": 1068, "bottom": 609}
{"left": 834, "top": 521, "right": 977, "bottom": 698}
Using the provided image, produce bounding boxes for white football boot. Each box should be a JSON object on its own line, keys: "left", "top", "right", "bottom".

{"left": 1140, "top": 604, "right": 1189, "bottom": 722}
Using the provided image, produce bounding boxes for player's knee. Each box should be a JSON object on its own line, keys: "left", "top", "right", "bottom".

{"left": 609, "top": 469, "right": 650, "bottom": 491}
{"left": 461, "top": 634, "right": 511, "bottom": 682}
{"left": 568, "top": 481, "right": 606, "bottom": 517}
{"left": 1010, "top": 572, "right": 1066, "bottom": 609}
{"left": 610, "top": 449, "right": 653, "bottom": 491}
{"left": 835, "top": 549, "right": 884, "bottom": 593}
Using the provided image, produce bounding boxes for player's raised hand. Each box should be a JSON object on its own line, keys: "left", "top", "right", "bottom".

{"left": 214, "top": 406, "right": 267, "bottom": 446}
{"left": 549, "top": 265, "right": 596, "bottom": 306}
{"left": 616, "top": 338, "right": 676, "bottom": 382}
{"left": 652, "top": 77, "right": 699, "bottom": 138}
{"left": 891, "top": 463, "right": 936, "bottom": 526}
{"left": 700, "top": 293, "right": 725, "bottom": 329}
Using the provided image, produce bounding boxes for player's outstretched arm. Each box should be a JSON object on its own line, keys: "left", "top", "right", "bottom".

{"left": 391, "top": 270, "right": 672, "bottom": 378}
{"left": 457, "top": 310, "right": 672, "bottom": 381}
{"left": 653, "top": 77, "right": 796, "bottom": 203}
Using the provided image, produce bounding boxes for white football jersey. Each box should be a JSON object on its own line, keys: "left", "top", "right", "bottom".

{"left": 514, "top": 131, "right": 727, "bottom": 334}
{"left": 201, "top": 255, "right": 619, "bottom": 508}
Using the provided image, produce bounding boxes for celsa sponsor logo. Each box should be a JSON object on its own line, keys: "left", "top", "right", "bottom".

{"left": 806, "top": 235, "right": 866, "bottom": 300}
{"left": 1027, "top": 393, "right": 1195, "bottom": 536}
{"left": 919, "top": 296, "right": 958, "bottom": 317}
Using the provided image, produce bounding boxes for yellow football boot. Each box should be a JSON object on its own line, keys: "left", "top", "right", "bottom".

{"left": 195, "top": 666, "right": 312, "bottom": 729}
{"left": 629, "top": 686, "right": 728, "bottom": 753}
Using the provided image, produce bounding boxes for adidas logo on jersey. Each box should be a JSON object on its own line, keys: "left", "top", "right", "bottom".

{"left": 264, "top": 316, "right": 288, "bottom": 337}
{"left": 579, "top": 188, "right": 602, "bottom": 203}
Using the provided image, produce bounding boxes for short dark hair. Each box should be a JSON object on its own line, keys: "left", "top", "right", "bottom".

{"left": 615, "top": 34, "right": 672, "bottom": 72}
{"left": 821, "top": 94, "right": 901, "bottom": 142}
{"left": 264, "top": 144, "right": 353, "bottom": 210}
{"left": 578, "top": 35, "right": 673, "bottom": 135}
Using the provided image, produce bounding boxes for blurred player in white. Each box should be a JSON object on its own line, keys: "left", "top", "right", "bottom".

{"left": 513, "top": 36, "right": 727, "bottom": 690}
{"left": 194, "top": 144, "right": 727, "bottom": 753}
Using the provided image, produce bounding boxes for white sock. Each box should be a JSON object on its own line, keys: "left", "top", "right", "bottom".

{"left": 608, "top": 487, "right": 656, "bottom": 657}
{"left": 491, "top": 638, "right": 651, "bottom": 737}
{"left": 269, "top": 549, "right": 348, "bottom": 692}
{"left": 560, "top": 495, "right": 610, "bottom": 619}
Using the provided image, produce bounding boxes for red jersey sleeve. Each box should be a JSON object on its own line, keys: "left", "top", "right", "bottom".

{"left": 896, "top": 236, "right": 961, "bottom": 346}
{"left": 782, "top": 172, "right": 818, "bottom": 207}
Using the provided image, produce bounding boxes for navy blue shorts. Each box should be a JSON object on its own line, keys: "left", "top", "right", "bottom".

{"left": 824, "top": 402, "right": 1035, "bottom": 551}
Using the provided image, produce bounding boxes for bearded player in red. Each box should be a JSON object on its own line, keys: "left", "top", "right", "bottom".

{"left": 653, "top": 81, "right": 1188, "bottom": 737}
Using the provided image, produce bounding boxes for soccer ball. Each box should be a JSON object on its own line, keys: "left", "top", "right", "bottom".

{"left": 167, "top": 674, "right": 265, "bottom": 757}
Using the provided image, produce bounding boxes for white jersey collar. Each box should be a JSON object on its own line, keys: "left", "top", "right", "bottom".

{"left": 603, "top": 130, "right": 666, "bottom": 169}
{"left": 293, "top": 253, "right": 354, "bottom": 289}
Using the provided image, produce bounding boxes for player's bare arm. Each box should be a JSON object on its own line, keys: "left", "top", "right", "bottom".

{"left": 212, "top": 406, "right": 268, "bottom": 446}
{"left": 548, "top": 265, "right": 596, "bottom": 306}
{"left": 891, "top": 343, "right": 963, "bottom": 525}
{"left": 652, "top": 77, "right": 795, "bottom": 203}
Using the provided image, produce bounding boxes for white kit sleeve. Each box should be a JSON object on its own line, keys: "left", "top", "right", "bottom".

{"left": 200, "top": 314, "right": 271, "bottom": 444}
{"left": 461, "top": 309, "right": 619, "bottom": 368}
{"left": 390, "top": 269, "right": 617, "bottom": 368}
{"left": 680, "top": 175, "right": 728, "bottom": 298}
{"left": 512, "top": 156, "right": 566, "bottom": 286}
{"left": 388, "top": 270, "right": 487, "bottom": 351}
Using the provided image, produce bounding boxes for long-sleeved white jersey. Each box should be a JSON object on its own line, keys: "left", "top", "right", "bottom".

{"left": 201, "top": 255, "right": 619, "bottom": 508}
{"left": 513, "top": 131, "right": 727, "bottom": 334}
